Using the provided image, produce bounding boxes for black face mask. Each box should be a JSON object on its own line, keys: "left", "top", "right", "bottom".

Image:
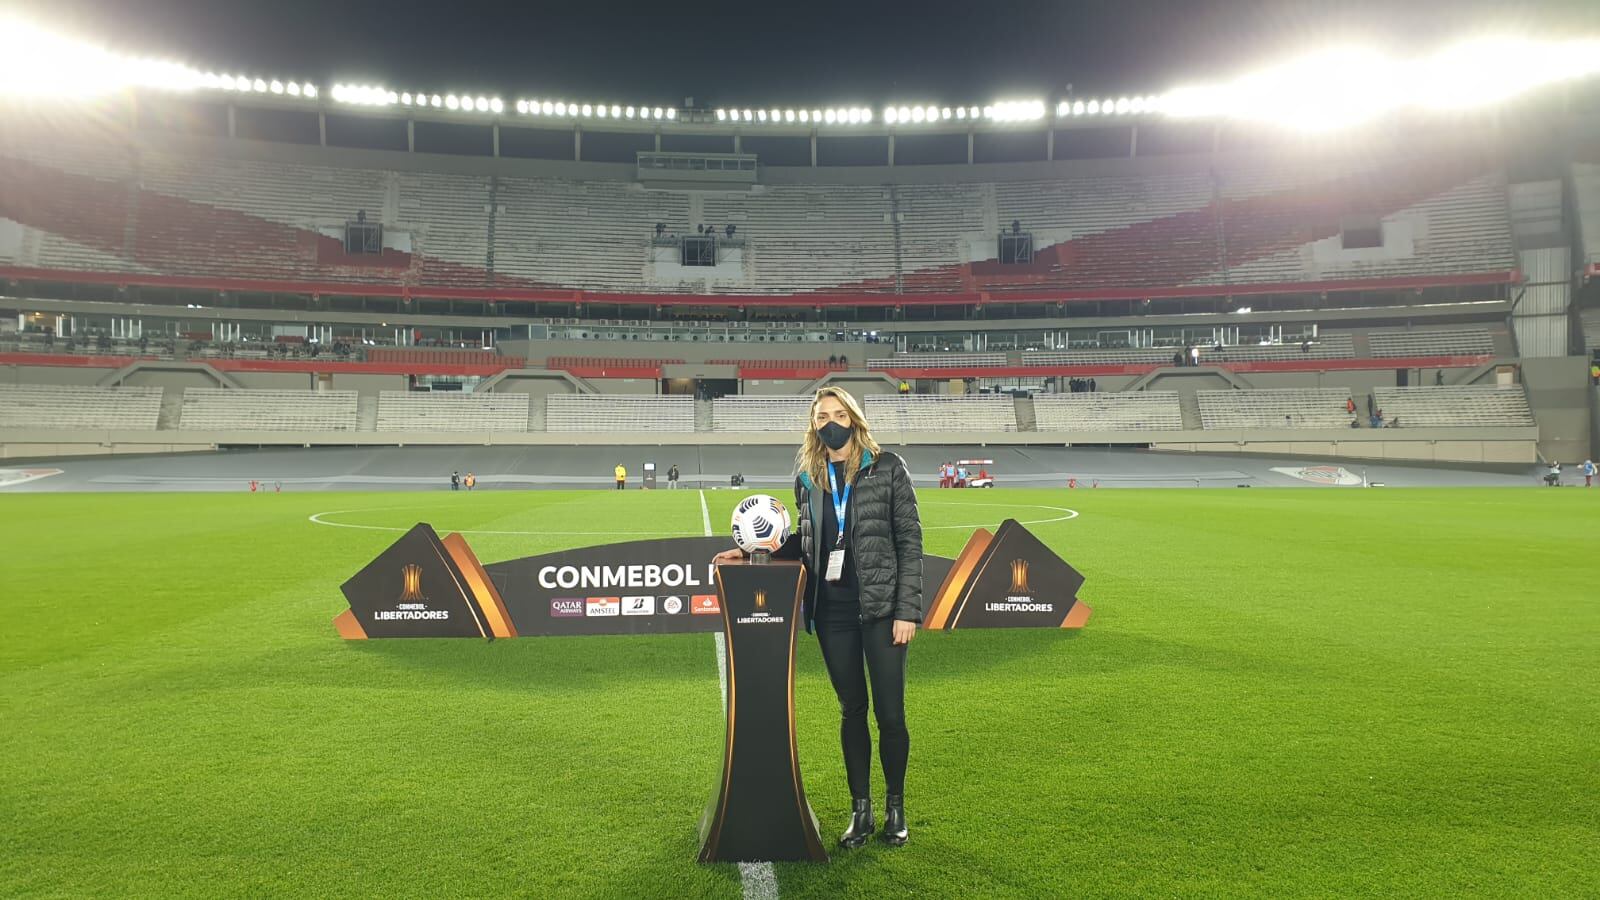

{"left": 817, "top": 421, "right": 854, "bottom": 452}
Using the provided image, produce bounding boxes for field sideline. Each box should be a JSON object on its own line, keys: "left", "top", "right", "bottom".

{"left": 1, "top": 488, "right": 1596, "bottom": 898}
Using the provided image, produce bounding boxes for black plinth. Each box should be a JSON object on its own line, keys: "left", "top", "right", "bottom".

{"left": 698, "top": 560, "right": 829, "bottom": 863}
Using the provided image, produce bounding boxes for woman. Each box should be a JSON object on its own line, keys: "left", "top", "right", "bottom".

{"left": 714, "top": 386, "right": 923, "bottom": 848}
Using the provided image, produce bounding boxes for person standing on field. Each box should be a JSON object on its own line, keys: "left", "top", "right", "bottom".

{"left": 615, "top": 463, "right": 626, "bottom": 490}
{"left": 1583, "top": 459, "right": 1595, "bottom": 488}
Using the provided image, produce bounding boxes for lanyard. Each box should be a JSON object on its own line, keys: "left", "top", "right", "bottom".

{"left": 826, "top": 462, "right": 851, "bottom": 546}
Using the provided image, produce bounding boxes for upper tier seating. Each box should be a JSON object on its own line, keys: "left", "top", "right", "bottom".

{"left": 1371, "top": 385, "right": 1535, "bottom": 427}
{"left": 0, "top": 139, "right": 1516, "bottom": 296}
{"left": 1024, "top": 333, "right": 1357, "bottom": 366}
{"left": 1033, "top": 392, "right": 1183, "bottom": 431}
{"left": 1198, "top": 388, "right": 1354, "bottom": 429}
{"left": 374, "top": 391, "right": 529, "bottom": 432}
{"left": 1368, "top": 328, "right": 1495, "bottom": 358}
{"left": 867, "top": 353, "right": 1008, "bottom": 370}
{"left": 0, "top": 383, "right": 162, "bottom": 430}
{"left": 546, "top": 394, "right": 695, "bottom": 432}
{"left": 179, "top": 388, "right": 358, "bottom": 431}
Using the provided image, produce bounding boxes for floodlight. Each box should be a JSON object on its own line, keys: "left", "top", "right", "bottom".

{"left": 885, "top": 108, "right": 898, "bottom": 123}
{"left": 1114, "top": 97, "right": 1130, "bottom": 114}
{"left": 554, "top": 101, "right": 567, "bottom": 115}
{"left": 491, "top": 97, "right": 504, "bottom": 113}
{"left": 1087, "top": 99, "right": 1100, "bottom": 114}
{"left": 541, "top": 100, "right": 553, "bottom": 114}
{"left": 655, "top": 107, "right": 665, "bottom": 118}
{"left": 785, "top": 109, "right": 796, "bottom": 122}
{"left": 580, "top": 103, "right": 592, "bottom": 116}
{"left": 956, "top": 107, "right": 966, "bottom": 119}
{"left": 269, "top": 79, "right": 283, "bottom": 94}
{"left": 824, "top": 109, "right": 836, "bottom": 123}
{"left": 625, "top": 105, "right": 635, "bottom": 117}
{"left": 665, "top": 107, "right": 676, "bottom": 119}
{"left": 515, "top": 98, "right": 527, "bottom": 114}
{"left": 716, "top": 108, "right": 726, "bottom": 121}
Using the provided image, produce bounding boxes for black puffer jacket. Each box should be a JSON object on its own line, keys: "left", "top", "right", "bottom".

{"left": 784, "top": 448, "right": 923, "bottom": 633}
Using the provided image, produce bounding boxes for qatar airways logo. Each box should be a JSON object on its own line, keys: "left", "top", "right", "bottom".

{"left": 537, "top": 562, "right": 715, "bottom": 591}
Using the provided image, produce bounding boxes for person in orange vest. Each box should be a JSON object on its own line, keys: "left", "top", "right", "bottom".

{"left": 464, "top": 472, "right": 476, "bottom": 491}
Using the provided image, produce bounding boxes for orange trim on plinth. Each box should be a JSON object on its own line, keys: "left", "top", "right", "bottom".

{"left": 925, "top": 528, "right": 992, "bottom": 630}
{"left": 332, "top": 608, "right": 367, "bottom": 640}
{"left": 442, "top": 533, "right": 517, "bottom": 638}
{"left": 1061, "top": 601, "right": 1093, "bottom": 629}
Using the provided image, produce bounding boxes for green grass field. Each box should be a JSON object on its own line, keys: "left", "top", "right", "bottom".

{"left": 2, "top": 487, "right": 1596, "bottom": 898}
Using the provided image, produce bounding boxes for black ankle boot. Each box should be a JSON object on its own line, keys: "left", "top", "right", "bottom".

{"left": 839, "top": 798, "right": 874, "bottom": 848}
{"left": 881, "top": 794, "right": 908, "bottom": 846}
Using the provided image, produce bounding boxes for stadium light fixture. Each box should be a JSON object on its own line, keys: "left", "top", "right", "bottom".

{"left": 491, "top": 97, "right": 504, "bottom": 113}
{"left": 579, "top": 103, "right": 591, "bottom": 116}
{"left": 515, "top": 98, "right": 527, "bottom": 114}
{"left": 654, "top": 107, "right": 666, "bottom": 119}
{"left": 1087, "top": 99, "right": 1101, "bottom": 114}
{"left": 895, "top": 106, "right": 911, "bottom": 122}
{"left": 610, "top": 104, "right": 620, "bottom": 117}
{"left": 884, "top": 108, "right": 898, "bottom": 123}
{"left": 861, "top": 108, "right": 872, "bottom": 123}
{"left": 445, "top": 94, "right": 460, "bottom": 110}
{"left": 716, "top": 108, "right": 726, "bottom": 121}
{"left": 269, "top": 80, "right": 283, "bottom": 94}
{"left": 541, "top": 100, "right": 553, "bottom": 114}
{"left": 955, "top": 107, "right": 966, "bottom": 119}
{"left": 554, "top": 100, "right": 567, "bottom": 115}
{"left": 625, "top": 105, "right": 635, "bottom": 117}
{"left": 911, "top": 106, "right": 925, "bottom": 122}
{"left": 596, "top": 103, "right": 609, "bottom": 117}
{"left": 665, "top": 107, "right": 676, "bottom": 119}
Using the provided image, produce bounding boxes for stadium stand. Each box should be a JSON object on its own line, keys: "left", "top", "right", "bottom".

{"left": 711, "top": 396, "right": 813, "bottom": 432}
{"left": 1023, "top": 333, "right": 1357, "bottom": 365}
{"left": 1198, "top": 388, "right": 1355, "bottom": 429}
{"left": 0, "top": 141, "right": 1517, "bottom": 297}
{"left": 868, "top": 353, "right": 1008, "bottom": 370}
{"left": 0, "top": 384, "right": 162, "bottom": 430}
{"left": 179, "top": 388, "right": 359, "bottom": 431}
{"left": 495, "top": 177, "right": 688, "bottom": 290}
{"left": 865, "top": 395, "right": 1017, "bottom": 431}
{"left": 1033, "top": 392, "right": 1183, "bottom": 431}
{"left": 545, "top": 394, "right": 695, "bottom": 432}
{"left": 1371, "top": 385, "right": 1536, "bottom": 427}
{"left": 1368, "top": 328, "right": 1496, "bottom": 358}
{"left": 374, "top": 391, "right": 530, "bottom": 432}
{"left": 701, "top": 185, "right": 898, "bottom": 294}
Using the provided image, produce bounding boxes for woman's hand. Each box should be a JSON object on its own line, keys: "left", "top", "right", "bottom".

{"left": 711, "top": 548, "right": 746, "bottom": 566}
{"left": 892, "top": 620, "right": 917, "bottom": 645}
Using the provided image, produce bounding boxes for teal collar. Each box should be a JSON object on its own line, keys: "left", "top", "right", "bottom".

{"left": 799, "top": 448, "right": 874, "bottom": 490}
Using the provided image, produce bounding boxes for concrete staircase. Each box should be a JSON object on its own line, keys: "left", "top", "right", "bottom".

{"left": 156, "top": 388, "right": 183, "bottom": 430}
{"left": 528, "top": 393, "right": 547, "bottom": 431}
{"left": 1012, "top": 394, "right": 1037, "bottom": 431}
{"left": 356, "top": 395, "right": 379, "bottom": 431}
{"left": 1179, "top": 392, "right": 1202, "bottom": 430}
{"left": 695, "top": 398, "right": 714, "bottom": 432}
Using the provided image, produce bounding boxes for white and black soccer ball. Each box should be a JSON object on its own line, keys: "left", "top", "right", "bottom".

{"left": 731, "top": 494, "right": 791, "bottom": 553}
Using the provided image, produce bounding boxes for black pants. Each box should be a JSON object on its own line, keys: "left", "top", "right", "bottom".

{"left": 615, "top": 480, "right": 624, "bottom": 490}
{"left": 814, "top": 608, "right": 909, "bottom": 799}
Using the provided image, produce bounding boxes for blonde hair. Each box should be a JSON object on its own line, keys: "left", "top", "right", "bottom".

{"left": 796, "top": 386, "right": 882, "bottom": 490}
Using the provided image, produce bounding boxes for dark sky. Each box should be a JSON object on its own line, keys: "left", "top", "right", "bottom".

{"left": 15, "top": 0, "right": 1599, "bottom": 108}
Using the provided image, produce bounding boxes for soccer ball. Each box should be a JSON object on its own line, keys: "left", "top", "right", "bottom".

{"left": 731, "top": 494, "right": 791, "bottom": 553}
